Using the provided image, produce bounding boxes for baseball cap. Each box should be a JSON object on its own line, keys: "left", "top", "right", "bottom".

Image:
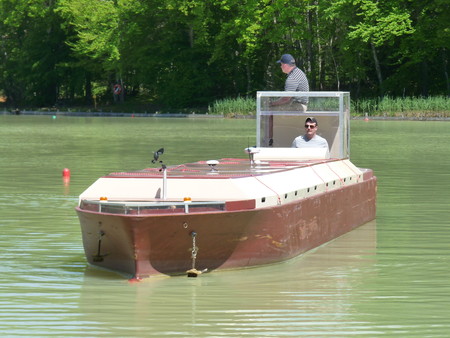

{"left": 305, "top": 117, "right": 318, "bottom": 125}
{"left": 276, "top": 54, "right": 296, "bottom": 65}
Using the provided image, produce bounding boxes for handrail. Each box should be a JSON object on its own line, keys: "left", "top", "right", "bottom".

{"left": 79, "top": 199, "right": 226, "bottom": 215}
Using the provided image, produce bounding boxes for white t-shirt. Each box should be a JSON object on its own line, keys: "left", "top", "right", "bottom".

{"left": 292, "top": 134, "right": 329, "bottom": 150}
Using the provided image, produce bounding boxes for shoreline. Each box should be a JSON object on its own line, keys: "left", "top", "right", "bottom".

{"left": 2, "top": 110, "right": 449, "bottom": 121}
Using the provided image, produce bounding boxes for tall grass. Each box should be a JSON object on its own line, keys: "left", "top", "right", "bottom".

{"left": 208, "top": 97, "right": 255, "bottom": 117}
{"left": 352, "top": 96, "right": 450, "bottom": 117}
{"left": 209, "top": 95, "right": 449, "bottom": 118}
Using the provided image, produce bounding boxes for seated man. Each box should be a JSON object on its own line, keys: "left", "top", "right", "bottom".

{"left": 292, "top": 117, "right": 329, "bottom": 151}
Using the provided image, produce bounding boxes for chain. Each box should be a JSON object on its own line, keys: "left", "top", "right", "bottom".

{"left": 190, "top": 231, "right": 198, "bottom": 269}
{"left": 187, "top": 231, "right": 208, "bottom": 277}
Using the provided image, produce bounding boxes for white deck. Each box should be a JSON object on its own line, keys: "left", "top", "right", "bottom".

{"left": 78, "top": 151, "right": 363, "bottom": 210}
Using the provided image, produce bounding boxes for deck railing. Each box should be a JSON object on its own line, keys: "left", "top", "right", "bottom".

{"left": 79, "top": 200, "right": 226, "bottom": 215}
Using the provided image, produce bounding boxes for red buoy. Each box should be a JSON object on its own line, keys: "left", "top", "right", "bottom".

{"left": 62, "top": 168, "right": 71, "bottom": 178}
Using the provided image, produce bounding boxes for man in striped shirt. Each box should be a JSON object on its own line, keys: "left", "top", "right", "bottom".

{"left": 270, "top": 54, "right": 309, "bottom": 112}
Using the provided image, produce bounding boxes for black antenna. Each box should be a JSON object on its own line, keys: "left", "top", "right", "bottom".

{"left": 151, "top": 147, "right": 167, "bottom": 199}
{"left": 152, "top": 148, "right": 166, "bottom": 171}
{"left": 152, "top": 148, "right": 164, "bottom": 163}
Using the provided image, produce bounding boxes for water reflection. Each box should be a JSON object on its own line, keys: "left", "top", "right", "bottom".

{"left": 73, "top": 221, "right": 377, "bottom": 336}
{"left": 1, "top": 116, "right": 450, "bottom": 336}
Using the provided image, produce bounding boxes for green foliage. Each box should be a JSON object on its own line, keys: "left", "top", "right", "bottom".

{"left": 0, "top": 0, "right": 71, "bottom": 106}
{"left": 58, "top": 0, "right": 121, "bottom": 68}
{"left": 0, "top": 0, "right": 449, "bottom": 109}
{"left": 342, "top": 1, "right": 415, "bottom": 46}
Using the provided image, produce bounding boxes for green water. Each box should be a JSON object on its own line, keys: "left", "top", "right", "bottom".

{"left": 0, "top": 115, "right": 449, "bottom": 337}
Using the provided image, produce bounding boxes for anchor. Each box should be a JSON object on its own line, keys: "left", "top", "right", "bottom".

{"left": 92, "top": 230, "right": 107, "bottom": 262}
{"left": 186, "top": 231, "right": 207, "bottom": 277}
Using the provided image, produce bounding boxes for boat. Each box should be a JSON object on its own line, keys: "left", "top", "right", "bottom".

{"left": 76, "top": 91, "right": 377, "bottom": 279}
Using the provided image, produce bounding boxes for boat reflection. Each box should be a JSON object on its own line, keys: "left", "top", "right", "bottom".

{"left": 76, "top": 221, "right": 377, "bottom": 336}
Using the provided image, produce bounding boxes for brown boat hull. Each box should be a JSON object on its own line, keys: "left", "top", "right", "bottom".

{"left": 76, "top": 172, "right": 376, "bottom": 278}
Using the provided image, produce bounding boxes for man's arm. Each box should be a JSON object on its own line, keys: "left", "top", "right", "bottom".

{"left": 269, "top": 96, "right": 291, "bottom": 107}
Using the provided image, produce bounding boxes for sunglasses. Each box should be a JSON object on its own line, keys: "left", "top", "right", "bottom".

{"left": 305, "top": 124, "right": 316, "bottom": 129}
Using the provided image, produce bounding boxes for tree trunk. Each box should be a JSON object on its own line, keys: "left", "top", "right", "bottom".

{"left": 85, "top": 72, "right": 92, "bottom": 105}
{"left": 188, "top": 26, "right": 194, "bottom": 48}
{"left": 306, "top": 6, "right": 316, "bottom": 89}
{"left": 442, "top": 48, "right": 450, "bottom": 97}
{"left": 371, "top": 43, "right": 383, "bottom": 96}
{"left": 421, "top": 61, "right": 429, "bottom": 97}
{"left": 246, "top": 61, "right": 251, "bottom": 96}
{"left": 119, "top": 77, "right": 124, "bottom": 102}
{"left": 330, "top": 37, "right": 340, "bottom": 91}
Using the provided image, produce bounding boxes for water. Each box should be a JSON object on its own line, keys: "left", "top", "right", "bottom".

{"left": 1, "top": 115, "right": 449, "bottom": 337}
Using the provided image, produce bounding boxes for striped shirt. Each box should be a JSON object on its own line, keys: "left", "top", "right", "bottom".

{"left": 285, "top": 67, "right": 309, "bottom": 104}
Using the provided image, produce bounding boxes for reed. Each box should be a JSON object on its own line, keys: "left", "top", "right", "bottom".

{"left": 210, "top": 95, "right": 449, "bottom": 118}
{"left": 352, "top": 96, "right": 450, "bottom": 117}
{"left": 208, "top": 97, "right": 256, "bottom": 117}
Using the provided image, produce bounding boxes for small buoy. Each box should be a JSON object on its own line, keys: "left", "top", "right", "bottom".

{"left": 62, "top": 168, "right": 70, "bottom": 189}
{"left": 62, "top": 168, "right": 71, "bottom": 177}
{"left": 52, "top": 115, "right": 56, "bottom": 119}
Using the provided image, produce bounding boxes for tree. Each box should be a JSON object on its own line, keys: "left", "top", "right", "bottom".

{"left": 323, "top": 0, "right": 415, "bottom": 96}
{"left": 0, "top": 0, "right": 71, "bottom": 106}
{"left": 1, "top": 0, "right": 448, "bottom": 109}
{"left": 57, "top": 0, "right": 124, "bottom": 103}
